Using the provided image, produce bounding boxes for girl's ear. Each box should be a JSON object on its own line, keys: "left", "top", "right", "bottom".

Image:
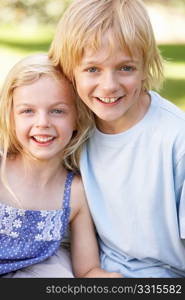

{"left": 10, "top": 110, "right": 15, "bottom": 130}
{"left": 73, "top": 119, "right": 78, "bottom": 132}
{"left": 10, "top": 108, "right": 18, "bottom": 145}
{"left": 72, "top": 129, "right": 78, "bottom": 139}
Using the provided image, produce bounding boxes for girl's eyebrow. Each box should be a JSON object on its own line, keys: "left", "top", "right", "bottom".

{"left": 15, "top": 101, "right": 70, "bottom": 108}
{"left": 15, "top": 103, "right": 34, "bottom": 108}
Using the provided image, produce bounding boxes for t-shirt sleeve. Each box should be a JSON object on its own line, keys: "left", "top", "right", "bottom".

{"left": 179, "top": 180, "right": 185, "bottom": 238}
{"left": 176, "top": 153, "right": 185, "bottom": 239}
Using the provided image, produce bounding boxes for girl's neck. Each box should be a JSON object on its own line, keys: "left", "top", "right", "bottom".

{"left": 8, "top": 154, "right": 66, "bottom": 188}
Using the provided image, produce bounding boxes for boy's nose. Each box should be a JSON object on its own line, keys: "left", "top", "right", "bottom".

{"left": 35, "top": 112, "right": 50, "bottom": 128}
{"left": 101, "top": 71, "right": 119, "bottom": 93}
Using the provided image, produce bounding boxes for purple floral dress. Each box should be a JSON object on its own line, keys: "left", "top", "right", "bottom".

{"left": 0, "top": 172, "right": 74, "bottom": 275}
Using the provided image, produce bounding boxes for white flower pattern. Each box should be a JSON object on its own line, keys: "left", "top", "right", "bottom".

{"left": 37, "top": 221, "right": 45, "bottom": 230}
{"left": 0, "top": 172, "right": 73, "bottom": 242}
{"left": 0, "top": 202, "right": 65, "bottom": 241}
{"left": 17, "top": 210, "right": 25, "bottom": 216}
{"left": 10, "top": 232, "right": 19, "bottom": 238}
{"left": 35, "top": 234, "right": 42, "bottom": 241}
{"left": 13, "top": 219, "right": 22, "bottom": 228}
{"left": 0, "top": 172, "right": 74, "bottom": 275}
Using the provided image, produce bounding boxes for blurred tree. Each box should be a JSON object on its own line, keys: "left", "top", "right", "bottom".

{"left": 144, "top": 0, "right": 185, "bottom": 9}
{"left": 1, "top": 0, "right": 185, "bottom": 27}
{"left": 144, "top": 0, "right": 185, "bottom": 4}
{"left": 0, "top": 0, "right": 72, "bottom": 26}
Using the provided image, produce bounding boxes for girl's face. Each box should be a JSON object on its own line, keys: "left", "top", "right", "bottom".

{"left": 13, "top": 75, "right": 76, "bottom": 162}
{"left": 74, "top": 38, "right": 149, "bottom": 134}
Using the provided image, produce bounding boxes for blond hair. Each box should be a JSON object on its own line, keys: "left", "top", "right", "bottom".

{"left": 0, "top": 53, "right": 93, "bottom": 192}
{"left": 49, "top": 0, "right": 164, "bottom": 91}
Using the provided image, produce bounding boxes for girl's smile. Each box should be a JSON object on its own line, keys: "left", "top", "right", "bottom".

{"left": 13, "top": 75, "right": 76, "bottom": 162}
{"left": 31, "top": 135, "right": 56, "bottom": 146}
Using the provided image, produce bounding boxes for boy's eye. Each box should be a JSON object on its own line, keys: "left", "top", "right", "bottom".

{"left": 120, "top": 65, "right": 135, "bottom": 72}
{"left": 87, "top": 67, "right": 98, "bottom": 73}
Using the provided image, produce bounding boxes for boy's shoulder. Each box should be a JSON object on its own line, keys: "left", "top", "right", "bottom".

{"left": 150, "top": 91, "right": 185, "bottom": 157}
{"left": 150, "top": 91, "right": 185, "bottom": 128}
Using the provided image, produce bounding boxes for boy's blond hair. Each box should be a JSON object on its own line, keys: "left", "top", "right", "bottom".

{"left": 49, "top": 0, "right": 164, "bottom": 91}
{"left": 0, "top": 53, "right": 93, "bottom": 178}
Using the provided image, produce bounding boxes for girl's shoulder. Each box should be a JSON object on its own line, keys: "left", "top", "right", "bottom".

{"left": 70, "top": 172, "right": 85, "bottom": 200}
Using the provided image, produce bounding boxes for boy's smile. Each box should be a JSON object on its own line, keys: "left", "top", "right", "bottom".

{"left": 74, "top": 38, "right": 150, "bottom": 134}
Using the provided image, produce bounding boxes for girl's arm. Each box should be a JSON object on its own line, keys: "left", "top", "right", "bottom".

{"left": 70, "top": 177, "right": 122, "bottom": 278}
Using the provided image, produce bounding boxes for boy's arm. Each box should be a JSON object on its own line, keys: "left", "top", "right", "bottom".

{"left": 70, "top": 179, "right": 122, "bottom": 278}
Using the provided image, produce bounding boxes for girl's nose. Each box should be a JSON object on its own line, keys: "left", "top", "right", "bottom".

{"left": 35, "top": 112, "right": 50, "bottom": 128}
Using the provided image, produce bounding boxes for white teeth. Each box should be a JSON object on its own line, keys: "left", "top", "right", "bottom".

{"left": 33, "top": 136, "right": 54, "bottom": 142}
{"left": 98, "top": 97, "right": 119, "bottom": 103}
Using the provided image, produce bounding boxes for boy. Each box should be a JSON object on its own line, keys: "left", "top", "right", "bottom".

{"left": 49, "top": 0, "right": 185, "bottom": 277}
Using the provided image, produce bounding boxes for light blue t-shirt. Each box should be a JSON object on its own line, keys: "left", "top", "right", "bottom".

{"left": 80, "top": 91, "right": 185, "bottom": 278}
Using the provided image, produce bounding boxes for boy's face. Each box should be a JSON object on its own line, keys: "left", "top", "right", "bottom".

{"left": 13, "top": 75, "right": 76, "bottom": 162}
{"left": 74, "top": 39, "right": 150, "bottom": 133}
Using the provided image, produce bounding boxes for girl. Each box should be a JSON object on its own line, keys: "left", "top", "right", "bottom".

{"left": 0, "top": 53, "right": 122, "bottom": 278}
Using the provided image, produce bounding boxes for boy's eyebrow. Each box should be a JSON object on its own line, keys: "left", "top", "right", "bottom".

{"left": 81, "top": 58, "right": 140, "bottom": 65}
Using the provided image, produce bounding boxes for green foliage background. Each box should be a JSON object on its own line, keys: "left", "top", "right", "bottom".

{"left": 0, "top": 0, "right": 184, "bottom": 111}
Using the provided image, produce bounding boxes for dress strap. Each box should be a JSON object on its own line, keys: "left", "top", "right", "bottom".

{"left": 62, "top": 171, "right": 75, "bottom": 209}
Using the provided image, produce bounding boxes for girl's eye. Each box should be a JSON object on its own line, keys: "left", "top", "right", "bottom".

{"left": 87, "top": 67, "right": 98, "bottom": 73}
{"left": 22, "top": 109, "right": 33, "bottom": 114}
{"left": 50, "top": 109, "right": 64, "bottom": 114}
{"left": 120, "top": 66, "right": 135, "bottom": 71}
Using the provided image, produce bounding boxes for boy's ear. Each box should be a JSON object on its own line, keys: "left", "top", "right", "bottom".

{"left": 142, "top": 67, "right": 147, "bottom": 80}
{"left": 142, "top": 74, "right": 146, "bottom": 80}
{"left": 72, "top": 80, "right": 76, "bottom": 91}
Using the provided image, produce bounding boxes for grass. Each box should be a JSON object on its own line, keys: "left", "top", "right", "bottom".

{"left": 0, "top": 24, "right": 53, "bottom": 55}
{"left": 159, "top": 44, "right": 185, "bottom": 63}
{"left": 158, "top": 44, "right": 185, "bottom": 111}
{"left": 0, "top": 24, "right": 54, "bottom": 87}
{"left": 0, "top": 25, "right": 185, "bottom": 111}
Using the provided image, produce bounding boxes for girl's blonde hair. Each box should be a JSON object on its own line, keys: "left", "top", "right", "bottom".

{"left": 0, "top": 53, "right": 93, "bottom": 184}
{"left": 49, "top": 0, "right": 164, "bottom": 91}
